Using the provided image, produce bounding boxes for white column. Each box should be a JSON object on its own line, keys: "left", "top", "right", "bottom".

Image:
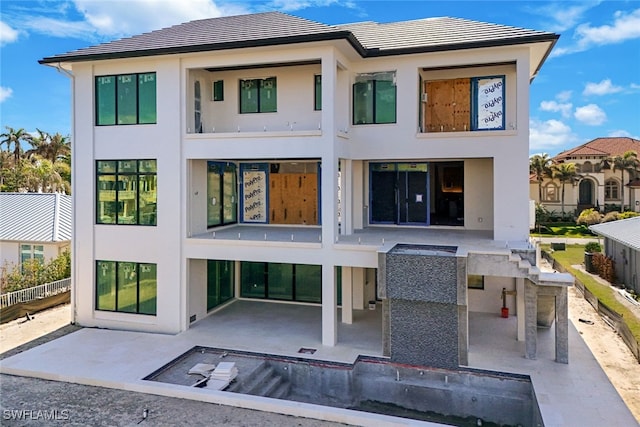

{"left": 322, "top": 264, "right": 337, "bottom": 346}
{"left": 342, "top": 159, "right": 353, "bottom": 235}
{"left": 341, "top": 266, "right": 353, "bottom": 324}
{"left": 352, "top": 267, "right": 365, "bottom": 310}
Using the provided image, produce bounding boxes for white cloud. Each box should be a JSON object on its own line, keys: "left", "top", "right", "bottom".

{"left": 552, "top": 8, "right": 640, "bottom": 56}
{"left": 574, "top": 104, "right": 607, "bottom": 125}
{"left": 71, "top": 0, "right": 247, "bottom": 38}
{"left": 0, "top": 86, "right": 13, "bottom": 103}
{"left": 608, "top": 129, "right": 640, "bottom": 139}
{"left": 531, "top": 2, "right": 600, "bottom": 32}
{"left": 556, "top": 90, "right": 573, "bottom": 102}
{"left": 540, "top": 100, "right": 573, "bottom": 118}
{"left": 0, "top": 21, "right": 19, "bottom": 46}
{"left": 583, "top": 79, "right": 623, "bottom": 96}
{"left": 529, "top": 119, "right": 577, "bottom": 151}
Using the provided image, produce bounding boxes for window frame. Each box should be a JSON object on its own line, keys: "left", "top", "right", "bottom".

{"left": 352, "top": 71, "right": 397, "bottom": 125}
{"left": 468, "top": 275, "right": 484, "bottom": 290}
{"left": 96, "top": 159, "right": 157, "bottom": 226}
{"left": 95, "top": 260, "right": 157, "bottom": 315}
{"left": 239, "top": 77, "right": 277, "bottom": 114}
{"left": 95, "top": 72, "right": 157, "bottom": 126}
{"left": 543, "top": 183, "right": 559, "bottom": 202}
{"left": 471, "top": 75, "right": 505, "bottom": 131}
{"left": 604, "top": 179, "right": 620, "bottom": 201}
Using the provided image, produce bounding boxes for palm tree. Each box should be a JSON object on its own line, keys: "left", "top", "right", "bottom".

{"left": 609, "top": 150, "right": 639, "bottom": 211}
{"left": 529, "top": 153, "right": 552, "bottom": 201}
{"left": 26, "top": 129, "right": 70, "bottom": 163}
{"left": 24, "top": 158, "right": 64, "bottom": 193}
{"left": 552, "top": 162, "right": 580, "bottom": 217}
{"left": 0, "top": 126, "right": 32, "bottom": 164}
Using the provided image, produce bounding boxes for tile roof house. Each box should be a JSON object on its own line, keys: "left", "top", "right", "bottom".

{"left": 530, "top": 137, "right": 640, "bottom": 215}
{"left": 0, "top": 192, "right": 71, "bottom": 268}
{"left": 40, "top": 10, "right": 573, "bottom": 389}
{"left": 590, "top": 216, "right": 640, "bottom": 293}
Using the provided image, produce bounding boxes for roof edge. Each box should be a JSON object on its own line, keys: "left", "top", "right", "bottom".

{"left": 39, "top": 31, "right": 365, "bottom": 64}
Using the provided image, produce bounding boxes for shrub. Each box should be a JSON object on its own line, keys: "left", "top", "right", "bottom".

{"left": 604, "top": 203, "right": 621, "bottom": 213}
{"left": 585, "top": 242, "right": 601, "bottom": 253}
{"left": 620, "top": 211, "right": 640, "bottom": 220}
{"left": 602, "top": 211, "right": 620, "bottom": 223}
{"left": 0, "top": 250, "right": 71, "bottom": 293}
{"left": 592, "top": 252, "right": 616, "bottom": 283}
{"left": 577, "top": 208, "right": 602, "bottom": 226}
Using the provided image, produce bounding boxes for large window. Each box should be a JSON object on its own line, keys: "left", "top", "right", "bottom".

{"left": 605, "top": 179, "right": 620, "bottom": 200}
{"left": 353, "top": 71, "right": 396, "bottom": 124}
{"left": 239, "top": 77, "right": 277, "bottom": 113}
{"left": 96, "top": 261, "right": 157, "bottom": 315}
{"left": 240, "top": 262, "right": 322, "bottom": 303}
{"left": 96, "top": 160, "right": 157, "bottom": 225}
{"left": 422, "top": 75, "right": 505, "bottom": 132}
{"left": 95, "top": 72, "right": 156, "bottom": 125}
{"left": 208, "top": 162, "right": 237, "bottom": 227}
{"left": 207, "top": 260, "right": 234, "bottom": 310}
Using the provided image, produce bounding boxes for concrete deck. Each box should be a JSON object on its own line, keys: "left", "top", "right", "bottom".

{"left": 0, "top": 301, "right": 637, "bottom": 426}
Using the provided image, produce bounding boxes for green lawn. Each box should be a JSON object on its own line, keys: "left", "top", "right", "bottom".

{"left": 531, "top": 224, "right": 595, "bottom": 238}
{"left": 544, "top": 244, "right": 640, "bottom": 342}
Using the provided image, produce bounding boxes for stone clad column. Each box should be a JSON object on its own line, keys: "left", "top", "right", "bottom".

{"left": 524, "top": 280, "right": 537, "bottom": 360}
{"left": 555, "top": 287, "right": 569, "bottom": 363}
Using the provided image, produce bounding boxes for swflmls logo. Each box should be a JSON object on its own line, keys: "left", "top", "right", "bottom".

{"left": 3, "top": 409, "right": 70, "bottom": 421}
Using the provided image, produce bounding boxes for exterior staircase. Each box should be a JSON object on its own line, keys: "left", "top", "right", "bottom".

{"left": 226, "top": 361, "right": 290, "bottom": 399}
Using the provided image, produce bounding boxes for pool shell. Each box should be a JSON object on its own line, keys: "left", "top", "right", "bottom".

{"left": 145, "top": 346, "right": 543, "bottom": 427}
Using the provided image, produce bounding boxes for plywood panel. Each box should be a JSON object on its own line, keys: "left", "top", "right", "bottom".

{"left": 453, "top": 79, "right": 470, "bottom": 132}
{"left": 425, "top": 80, "right": 455, "bottom": 132}
{"left": 269, "top": 173, "right": 318, "bottom": 225}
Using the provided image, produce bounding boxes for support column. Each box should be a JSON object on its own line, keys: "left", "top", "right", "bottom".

{"left": 342, "top": 159, "right": 353, "bottom": 235}
{"left": 555, "top": 287, "right": 569, "bottom": 363}
{"left": 341, "top": 266, "right": 353, "bottom": 324}
{"left": 516, "top": 277, "right": 525, "bottom": 341}
{"left": 322, "top": 264, "right": 337, "bottom": 346}
{"left": 524, "top": 280, "right": 537, "bottom": 360}
{"left": 352, "top": 267, "right": 365, "bottom": 310}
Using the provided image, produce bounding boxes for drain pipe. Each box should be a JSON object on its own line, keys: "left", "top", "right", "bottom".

{"left": 54, "top": 62, "right": 77, "bottom": 326}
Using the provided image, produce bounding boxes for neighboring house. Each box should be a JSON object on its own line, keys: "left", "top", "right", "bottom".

{"left": 530, "top": 137, "right": 640, "bottom": 215}
{"left": 0, "top": 192, "right": 71, "bottom": 268}
{"left": 590, "top": 217, "right": 640, "bottom": 293}
{"left": 40, "top": 12, "right": 571, "bottom": 368}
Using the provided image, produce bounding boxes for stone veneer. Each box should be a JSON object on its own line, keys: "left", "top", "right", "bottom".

{"left": 379, "top": 244, "right": 465, "bottom": 368}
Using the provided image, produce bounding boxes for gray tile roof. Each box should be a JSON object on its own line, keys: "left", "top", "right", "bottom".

{"left": 40, "top": 12, "right": 558, "bottom": 64}
{"left": 589, "top": 217, "right": 640, "bottom": 251}
{"left": 337, "top": 17, "right": 557, "bottom": 54}
{"left": 0, "top": 193, "right": 72, "bottom": 242}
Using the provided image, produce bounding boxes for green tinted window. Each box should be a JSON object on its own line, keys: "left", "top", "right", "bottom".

{"left": 207, "top": 260, "right": 234, "bottom": 311}
{"left": 260, "top": 78, "right": 277, "bottom": 113}
{"left": 241, "top": 262, "right": 266, "bottom": 298}
{"left": 95, "top": 261, "right": 156, "bottom": 315}
{"left": 375, "top": 79, "right": 396, "bottom": 124}
{"left": 95, "top": 72, "right": 156, "bottom": 125}
{"left": 295, "top": 264, "right": 322, "bottom": 303}
{"left": 239, "top": 79, "right": 258, "bottom": 113}
{"left": 138, "top": 73, "right": 157, "bottom": 124}
{"left": 353, "top": 72, "right": 396, "bottom": 125}
{"left": 314, "top": 75, "right": 322, "bottom": 111}
{"left": 138, "top": 264, "right": 157, "bottom": 315}
{"left": 96, "top": 261, "right": 116, "bottom": 311}
{"left": 267, "top": 263, "right": 293, "bottom": 300}
{"left": 240, "top": 78, "right": 276, "bottom": 113}
{"left": 96, "top": 76, "right": 116, "bottom": 125}
{"left": 96, "top": 159, "right": 156, "bottom": 226}
{"left": 117, "top": 74, "right": 137, "bottom": 125}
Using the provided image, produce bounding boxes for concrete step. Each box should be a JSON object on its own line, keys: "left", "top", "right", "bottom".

{"left": 244, "top": 366, "right": 276, "bottom": 395}
{"left": 271, "top": 381, "right": 291, "bottom": 399}
{"left": 225, "top": 361, "right": 268, "bottom": 394}
{"left": 256, "top": 374, "right": 285, "bottom": 397}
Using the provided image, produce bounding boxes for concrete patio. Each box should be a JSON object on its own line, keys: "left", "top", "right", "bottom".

{"left": 0, "top": 300, "right": 637, "bottom": 426}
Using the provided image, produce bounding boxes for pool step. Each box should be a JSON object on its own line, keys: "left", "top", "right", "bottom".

{"left": 226, "top": 361, "right": 290, "bottom": 399}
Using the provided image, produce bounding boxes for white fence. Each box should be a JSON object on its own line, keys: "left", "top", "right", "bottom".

{"left": 0, "top": 278, "right": 71, "bottom": 308}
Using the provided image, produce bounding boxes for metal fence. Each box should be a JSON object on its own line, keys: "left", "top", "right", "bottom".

{"left": 543, "top": 252, "right": 640, "bottom": 364}
{"left": 0, "top": 278, "right": 71, "bottom": 308}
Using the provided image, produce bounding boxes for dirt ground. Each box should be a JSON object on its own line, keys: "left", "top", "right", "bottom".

{"left": 1, "top": 294, "right": 639, "bottom": 424}
{"left": 567, "top": 286, "right": 640, "bottom": 422}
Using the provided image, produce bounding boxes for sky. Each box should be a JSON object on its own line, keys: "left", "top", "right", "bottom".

{"left": 1, "top": 0, "right": 639, "bottom": 157}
